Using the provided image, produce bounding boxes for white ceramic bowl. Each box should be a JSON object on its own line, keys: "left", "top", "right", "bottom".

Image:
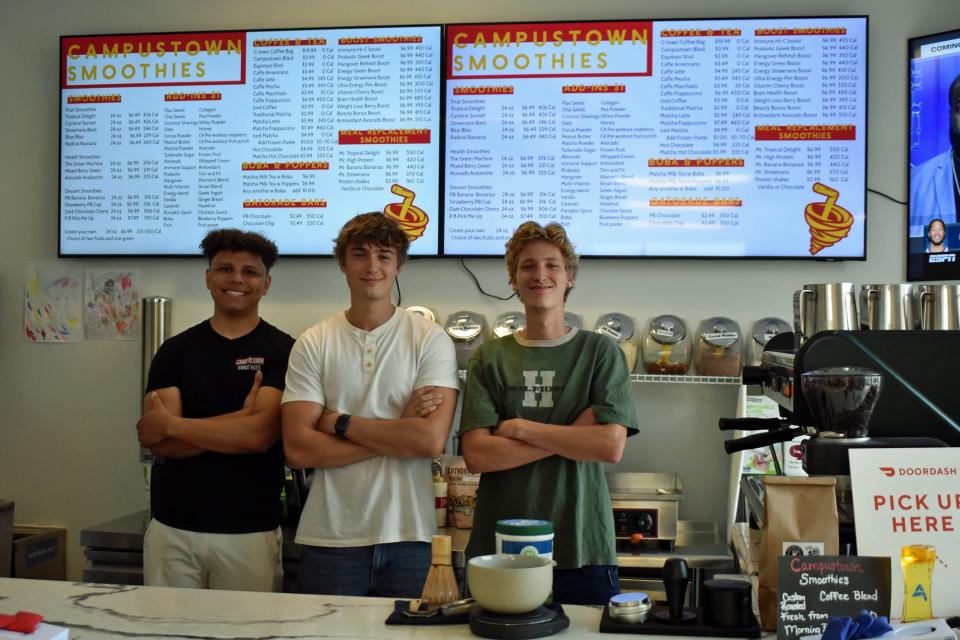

{"left": 467, "top": 554, "right": 554, "bottom": 614}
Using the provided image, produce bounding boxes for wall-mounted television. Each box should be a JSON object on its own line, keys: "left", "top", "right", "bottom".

{"left": 907, "top": 27, "right": 960, "bottom": 281}
{"left": 443, "top": 17, "right": 868, "bottom": 258}
{"left": 59, "top": 25, "right": 443, "bottom": 256}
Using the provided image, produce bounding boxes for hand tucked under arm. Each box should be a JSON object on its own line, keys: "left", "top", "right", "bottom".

{"left": 147, "top": 438, "right": 205, "bottom": 459}
{"left": 460, "top": 427, "right": 553, "bottom": 474}
{"left": 137, "top": 386, "right": 202, "bottom": 459}
{"left": 316, "top": 386, "right": 458, "bottom": 459}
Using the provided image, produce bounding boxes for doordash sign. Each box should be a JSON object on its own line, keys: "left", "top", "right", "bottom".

{"left": 850, "top": 448, "right": 960, "bottom": 620}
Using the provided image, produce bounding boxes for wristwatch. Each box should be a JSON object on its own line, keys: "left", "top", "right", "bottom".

{"left": 334, "top": 413, "right": 352, "bottom": 439}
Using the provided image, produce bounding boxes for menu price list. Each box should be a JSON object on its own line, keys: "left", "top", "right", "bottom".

{"left": 60, "top": 26, "right": 441, "bottom": 255}
{"left": 443, "top": 18, "right": 866, "bottom": 257}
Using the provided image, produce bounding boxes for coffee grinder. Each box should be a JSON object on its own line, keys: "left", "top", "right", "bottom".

{"left": 723, "top": 331, "right": 957, "bottom": 551}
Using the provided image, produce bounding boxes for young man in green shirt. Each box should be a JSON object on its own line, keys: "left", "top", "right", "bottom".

{"left": 459, "top": 221, "right": 639, "bottom": 605}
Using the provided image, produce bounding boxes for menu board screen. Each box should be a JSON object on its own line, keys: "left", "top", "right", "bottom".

{"left": 443, "top": 17, "right": 868, "bottom": 258}
{"left": 59, "top": 25, "right": 442, "bottom": 256}
{"left": 907, "top": 27, "right": 960, "bottom": 281}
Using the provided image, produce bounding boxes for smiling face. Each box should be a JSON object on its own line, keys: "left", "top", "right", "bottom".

{"left": 511, "top": 240, "right": 574, "bottom": 313}
{"left": 205, "top": 250, "right": 271, "bottom": 317}
{"left": 929, "top": 219, "right": 946, "bottom": 246}
{"left": 340, "top": 242, "right": 401, "bottom": 303}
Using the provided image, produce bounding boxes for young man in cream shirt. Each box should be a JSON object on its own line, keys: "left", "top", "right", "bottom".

{"left": 281, "top": 212, "right": 459, "bottom": 596}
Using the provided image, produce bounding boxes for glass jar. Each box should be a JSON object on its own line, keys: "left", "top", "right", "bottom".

{"left": 747, "top": 317, "right": 791, "bottom": 366}
{"left": 493, "top": 311, "right": 526, "bottom": 337}
{"left": 640, "top": 315, "right": 691, "bottom": 375}
{"left": 694, "top": 317, "right": 742, "bottom": 376}
{"left": 595, "top": 312, "right": 638, "bottom": 372}
{"left": 444, "top": 311, "right": 486, "bottom": 370}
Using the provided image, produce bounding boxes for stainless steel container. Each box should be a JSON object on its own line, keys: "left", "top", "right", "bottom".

{"left": 141, "top": 297, "right": 171, "bottom": 464}
{"left": 608, "top": 592, "right": 653, "bottom": 623}
{"left": 917, "top": 284, "right": 960, "bottom": 330}
{"left": 859, "top": 284, "right": 916, "bottom": 330}
{"left": 793, "top": 283, "right": 858, "bottom": 344}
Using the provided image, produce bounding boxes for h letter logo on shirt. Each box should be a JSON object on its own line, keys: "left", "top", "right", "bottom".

{"left": 522, "top": 370, "right": 556, "bottom": 408}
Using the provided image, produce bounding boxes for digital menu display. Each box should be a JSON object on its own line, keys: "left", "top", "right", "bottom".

{"left": 907, "top": 27, "right": 960, "bottom": 281}
{"left": 59, "top": 26, "right": 442, "bottom": 256}
{"left": 443, "top": 17, "right": 868, "bottom": 258}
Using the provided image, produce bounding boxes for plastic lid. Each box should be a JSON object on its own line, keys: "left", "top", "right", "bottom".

{"left": 609, "top": 592, "right": 652, "bottom": 609}
{"left": 445, "top": 311, "right": 485, "bottom": 341}
{"left": 698, "top": 317, "right": 740, "bottom": 347}
{"left": 751, "top": 317, "right": 790, "bottom": 345}
{"left": 648, "top": 314, "right": 687, "bottom": 344}
{"left": 595, "top": 313, "right": 635, "bottom": 342}
{"left": 901, "top": 545, "right": 936, "bottom": 561}
{"left": 407, "top": 306, "right": 436, "bottom": 323}
{"left": 493, "top": 311, "right": 526, "bottom": 337}
{"left": 801, "top": 366, "right": 880, "bottom": 379}
{"left": 495, "top": 519, "right": 554, "bottom": 535}
{"left": 564, "top": 311, "right": 583, "bottom": 330}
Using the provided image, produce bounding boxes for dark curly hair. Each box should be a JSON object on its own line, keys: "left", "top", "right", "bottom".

{"left": 333, "top": 212, "right": 410, "bottom": 266}
{"left": 200, "top": 229, "right": 279, "bottom": 271}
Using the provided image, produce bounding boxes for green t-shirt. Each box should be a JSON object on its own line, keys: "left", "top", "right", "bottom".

{"left": 459, "top": 328, "right": 639, "bottom": 569}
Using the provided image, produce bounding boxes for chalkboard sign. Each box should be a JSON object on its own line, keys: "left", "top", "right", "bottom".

{"left": 777, "top": 556, "right": 891, "bottom": 640}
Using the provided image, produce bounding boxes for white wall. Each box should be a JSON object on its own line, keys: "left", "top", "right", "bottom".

{"left": 2, "top": 0, "right": 958, "bottom": 581}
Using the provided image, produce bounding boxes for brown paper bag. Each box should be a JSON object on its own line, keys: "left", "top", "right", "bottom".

{"left": 758, "top": 476, "right": 838, "bottom": 630}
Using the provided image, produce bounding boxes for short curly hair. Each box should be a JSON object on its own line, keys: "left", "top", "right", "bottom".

{"left": 200, "top": 229, "right": 279, "bottom": 271}
{"left": 504, "top": 221, "right": 579, "bottom": 300}
{"left": 333, "top": 212, "right": 410, "bottom": 266}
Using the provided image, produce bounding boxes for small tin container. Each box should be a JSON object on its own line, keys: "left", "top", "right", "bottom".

{"left": 608, "top": 592, "right": 653, "bottom": 623}
{"left": 495, "top": 519, "right": 553, "bottom": 559}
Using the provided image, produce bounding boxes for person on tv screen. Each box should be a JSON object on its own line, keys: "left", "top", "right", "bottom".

{"left": 910, "top": 73, "right": 960, "bottom": 237}
{"left": 927, "top": 218, "right": 949, "bottom": 253}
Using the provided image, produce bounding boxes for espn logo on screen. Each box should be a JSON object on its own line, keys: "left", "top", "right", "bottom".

{"left": 928, "top": 254, "right": 956, "bottom": 263}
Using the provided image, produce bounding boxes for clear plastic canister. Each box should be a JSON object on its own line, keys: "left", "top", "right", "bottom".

{"left": 694, "top": 316, "right": 742, "bottom": 376}
{"left": 640, "top": 315, "right": 691, "bottom": 374}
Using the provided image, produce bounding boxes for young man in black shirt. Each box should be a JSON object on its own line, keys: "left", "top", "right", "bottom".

{"left": 137, "top": 229, "right": 294, "bottom": 591}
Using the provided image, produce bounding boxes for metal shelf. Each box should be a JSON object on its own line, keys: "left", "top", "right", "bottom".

{"left": 630, "top": 374, "right": 741, "bottom": 385}
{"left": 459, "top": 371, "right": 741, "bottom": 385}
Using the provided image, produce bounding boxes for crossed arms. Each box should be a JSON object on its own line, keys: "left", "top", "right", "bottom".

{"left": 281, "top": 386, "right": 458, "bottom": 470}
{"left": 460, "top": 407, "right": 627, "bottom": 474}
{"left": 137, "top": 371, "right": 283, "bottom": 459}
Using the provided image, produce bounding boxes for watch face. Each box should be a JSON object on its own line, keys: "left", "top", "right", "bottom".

{"left": 334, "top": 414, "right": 351, "bottom": 438}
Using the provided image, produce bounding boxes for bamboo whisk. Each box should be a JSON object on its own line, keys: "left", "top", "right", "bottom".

{"left": 420, "top": 535, "right": 459, "bottom": 608}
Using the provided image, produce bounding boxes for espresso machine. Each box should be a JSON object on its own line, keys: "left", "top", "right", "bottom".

{"left": 723, "top": 329, "right": 960, "bottom": 550}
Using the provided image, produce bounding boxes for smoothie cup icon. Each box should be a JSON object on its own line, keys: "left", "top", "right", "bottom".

{"left": 804, "top": 182, "right": 853, "bottom": 255}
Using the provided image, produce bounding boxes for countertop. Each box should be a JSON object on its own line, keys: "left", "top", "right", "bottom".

{"left": 81, "top": 511, "right": 472, "bottom": 568}
{"left": 0, "top": 577, "right": 650, "bottom": 640}
{"left": 81, "top": 511, "right": 728, "bottom": 572}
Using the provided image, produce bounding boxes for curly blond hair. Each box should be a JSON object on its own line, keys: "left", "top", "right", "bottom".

{"left": 504, "top": 221, "right": 578, "bottom": 300}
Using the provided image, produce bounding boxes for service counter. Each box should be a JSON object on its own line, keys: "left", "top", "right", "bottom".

{"left": 80, "top": 512, "right": 731, "bottom": 601}
{"left": 0, "top": 576, "right": 692, "bottom": 640}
